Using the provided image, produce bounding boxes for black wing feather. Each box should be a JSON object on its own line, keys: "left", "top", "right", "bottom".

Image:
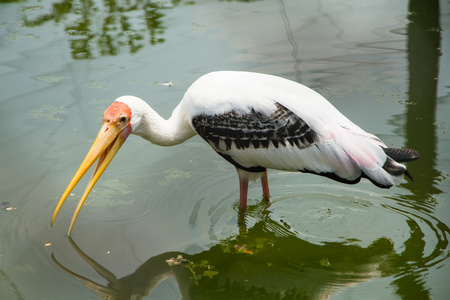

{"left": 383, "top": 148, "right": 420, "bottom": 162}
{"left": 191, "top": 102, "right": 318, "bottom": 152}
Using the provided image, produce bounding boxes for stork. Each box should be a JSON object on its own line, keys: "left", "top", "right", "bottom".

{"left": 51, "top": 71, "right": 419, "bottom": 235}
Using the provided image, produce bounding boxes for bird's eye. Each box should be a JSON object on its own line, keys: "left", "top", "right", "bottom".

{"left": 119, "top": 116, "right": 128, "bottom": 123}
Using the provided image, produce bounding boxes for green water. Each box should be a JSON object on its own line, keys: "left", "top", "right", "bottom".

{"left": 1, "top": 0, "right": 449, "bottom": 299}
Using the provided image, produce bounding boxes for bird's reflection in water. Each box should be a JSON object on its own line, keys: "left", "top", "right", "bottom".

{"left": 52, "top": 204, "right": 399, "bottom": 299}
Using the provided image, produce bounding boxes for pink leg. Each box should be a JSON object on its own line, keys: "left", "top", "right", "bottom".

{"left": 261, "top": 170, "right": 270, "bottom": 199}
{"left": 239, "top": 176, "right": 249, "bottom": 211}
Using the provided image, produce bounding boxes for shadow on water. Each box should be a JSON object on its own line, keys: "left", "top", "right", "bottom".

{"left": 403, "top": 0, "right": 442, "bottom": 198}
{"left": 389, "top": 0, "right": 448, "bottom": 299}
{"left": 22, "top": 0, "right": 173, "bottom": 59}
{"left": 52, "top": 198, "right": 450, "bottom": 299}
{"left": 53, "top": 204, "right": 403, "bottom": 299}
{"left": 20, "top": 0, "right": 257, "bottom": 60}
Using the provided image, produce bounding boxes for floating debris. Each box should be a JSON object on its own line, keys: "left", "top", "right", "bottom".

{"left": 36, "top": 75, "right": 67, "bottom": 83}
{"left": 1, "top": 202, "right": 16, "bottom": 211}
{"left": 14, "top": 264, "right": 36, "bottom": 274}
{"left": 21, "top": 5, "right": 44, "bottom": 12}
{"left": 157, "top": 167, "right": 192, "bottom": 186}
{"left": 88, "top": 80, "right": 112, "bottom": 90}
{"left": 84, "top": 179, "right": 133, "bottom": 208}
{"left": 320, "top": 257, "right": 331, "bottom": 267}
{"left": 155, "top": 81, "right": 173, "bottom": 86}
{"left": 29, "top": 104, "right": 66, "bottom": 121}
{"left": 234, "top": 244, "right": 254, "bottom": 255}
{"left": 45, "top": 243, "right": 52, "bottom": 247}
{"left": 166, "top": 255, "right": 187, "bottom": 266}
{"left": 166, "top": 256, "right": 218, "bottom": 285}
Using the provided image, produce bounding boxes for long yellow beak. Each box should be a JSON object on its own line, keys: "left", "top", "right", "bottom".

{"left": 51, "top": 123, "right": 127, "bottom": 235}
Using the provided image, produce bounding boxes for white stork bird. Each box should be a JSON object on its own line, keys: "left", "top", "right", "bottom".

{"left": 52, "top": 71, "right": 419, "bottom": 235}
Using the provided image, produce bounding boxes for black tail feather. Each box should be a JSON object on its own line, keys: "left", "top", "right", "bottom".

{"left": 382, "top": 148, "right": 418, "bottom": 183}
{"left": 383, "top": 148, "right": 419, "bottom": 162}
{"left": 382, "top": 157, "right": 406, "bottom": 177}
{"left": 404, "top": 170, "right": 414, "bottom": 182}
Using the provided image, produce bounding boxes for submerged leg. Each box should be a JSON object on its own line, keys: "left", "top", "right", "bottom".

{"left": 236, "top": 168, "right": 270, "bottom": 211}
{"left": 261, "top": 170, "right": 270, "bottom": 199}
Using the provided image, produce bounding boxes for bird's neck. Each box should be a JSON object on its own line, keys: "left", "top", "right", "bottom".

{"left": 133, "top": 103, "right": 196, "bottom": 146}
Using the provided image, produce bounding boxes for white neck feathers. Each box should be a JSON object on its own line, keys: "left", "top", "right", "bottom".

{"left": 116, "top": 96, "right": 196, "bottom": 146}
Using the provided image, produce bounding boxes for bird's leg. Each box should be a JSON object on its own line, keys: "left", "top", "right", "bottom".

{"left": 239, "top": 176, "right": 249, "bottom": 211}
{"left": 236, "top": 168, "right": 249, "bottom": 211}
{"left": 261, "top": 170, "right": 270, "bottom": 199}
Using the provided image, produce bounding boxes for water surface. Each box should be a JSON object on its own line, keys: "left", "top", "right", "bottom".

{"left": 1, "top": 0, "right": 449, "bottom": 299}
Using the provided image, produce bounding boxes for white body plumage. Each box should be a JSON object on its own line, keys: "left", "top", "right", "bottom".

{"left": 53, "top": 71, "right": 419, "bottom": 235}
{"left": 118, "top": 71, "right": 414, "bottom": 189}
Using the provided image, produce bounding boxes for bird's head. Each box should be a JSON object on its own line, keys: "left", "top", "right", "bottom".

{"left": 51, "top": 99, "right": 135, "bottom": 235}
